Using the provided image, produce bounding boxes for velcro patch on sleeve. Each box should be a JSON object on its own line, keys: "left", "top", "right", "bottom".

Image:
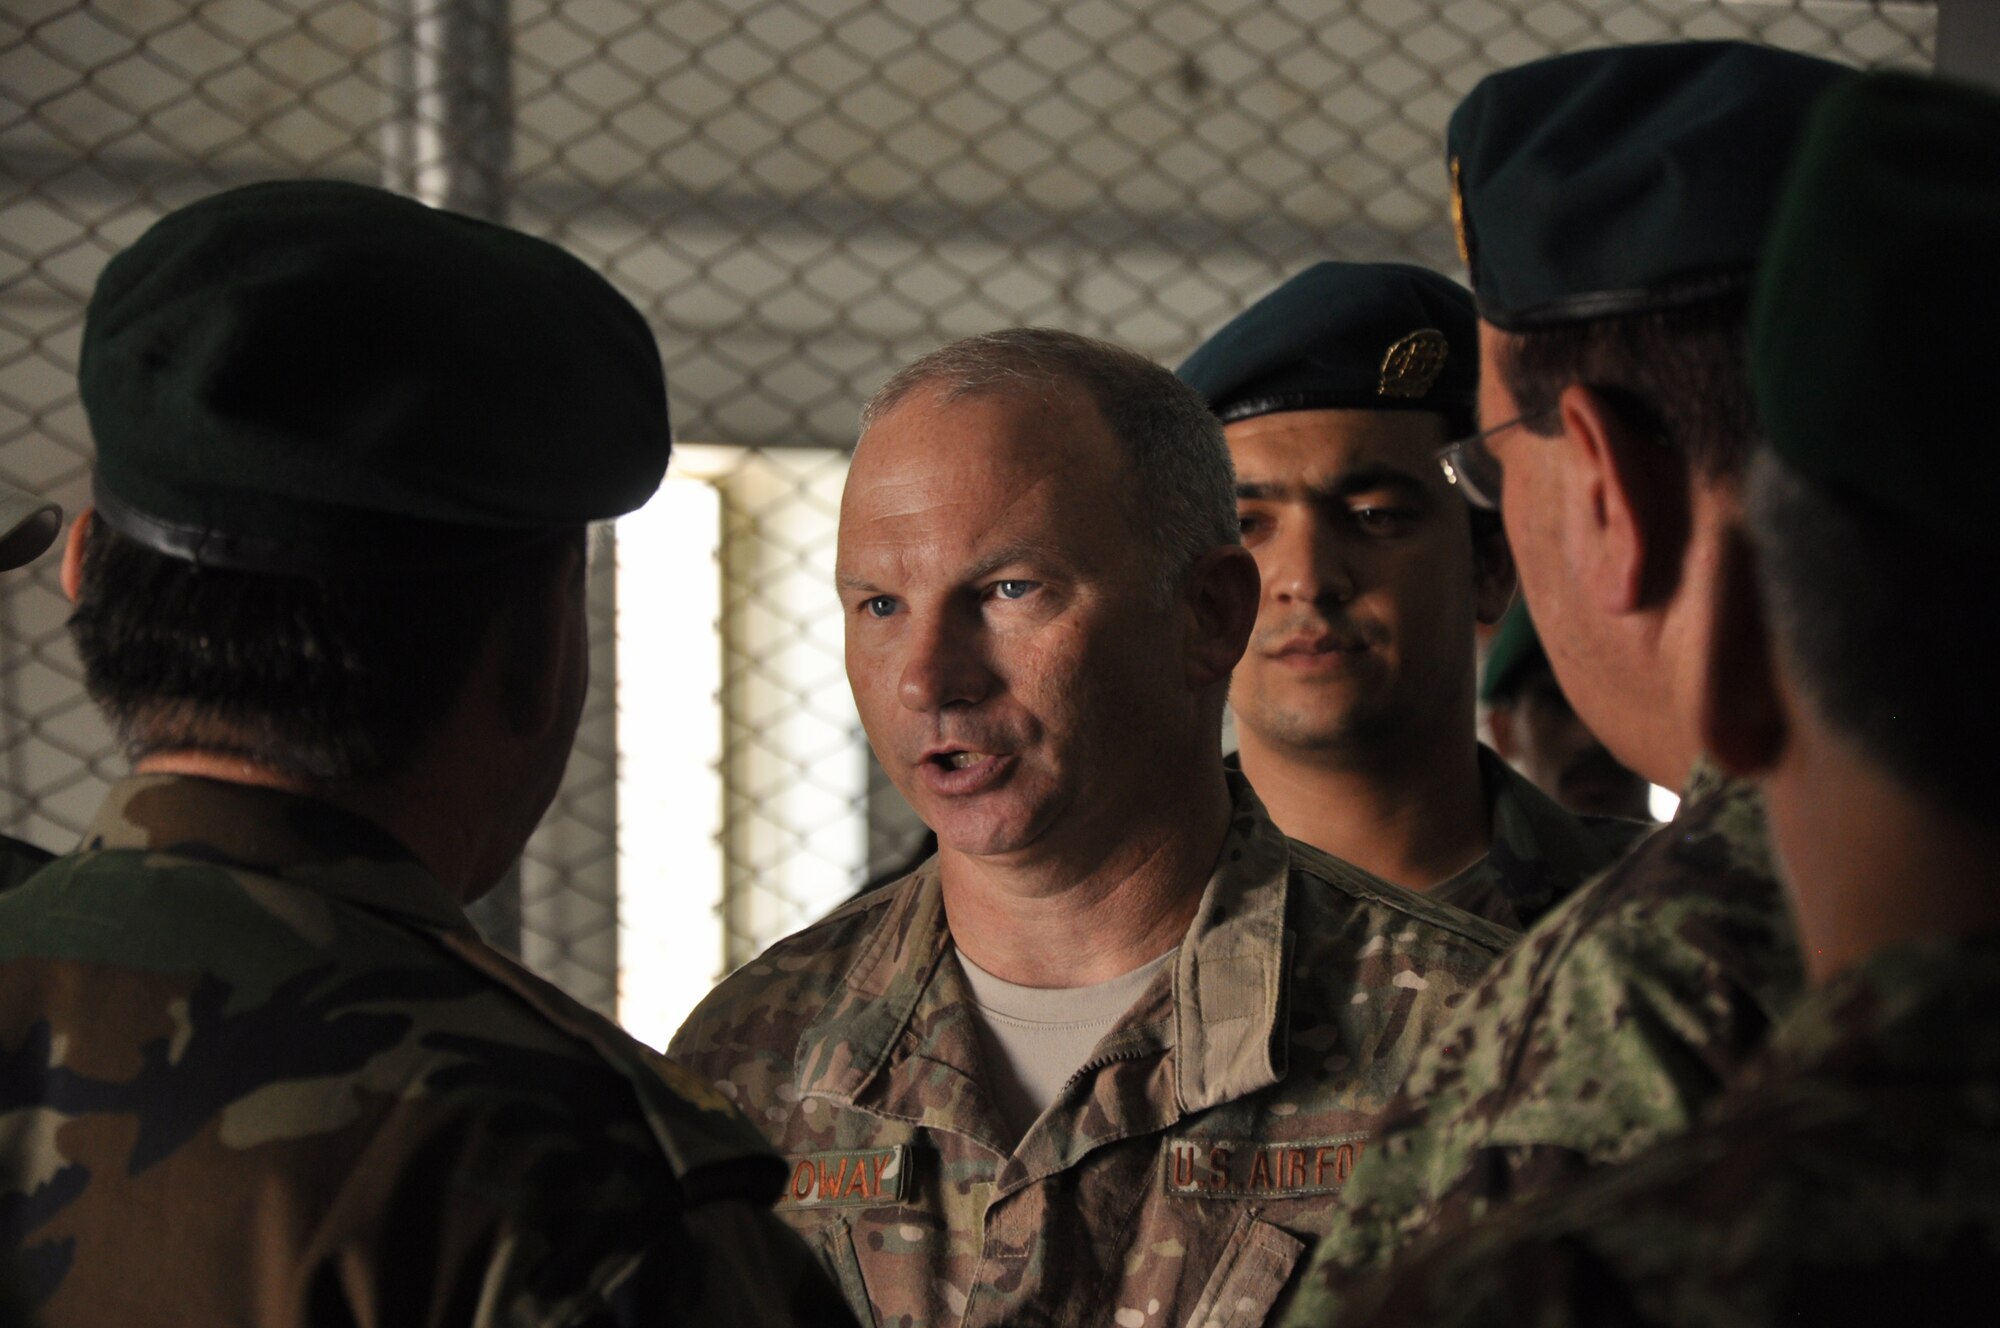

{"left": 1162, "top": 1135, "right": 1368, "bottom": 1198}
{"left": 776, "top": 1145, "right": 911, "bottom": 1209}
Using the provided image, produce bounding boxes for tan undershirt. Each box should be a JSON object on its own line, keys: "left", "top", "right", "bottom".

{"left": 956, "top": 946, "right": 1178, "bottom": 1147}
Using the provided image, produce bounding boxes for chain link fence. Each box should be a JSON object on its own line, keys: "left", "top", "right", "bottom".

{"left": 1, "top": 0, "right": 1937, "bottom": 1026}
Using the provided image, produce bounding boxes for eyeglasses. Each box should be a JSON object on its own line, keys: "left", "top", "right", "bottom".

{"left": 1435, "top": 409, "right": 1557, "bottom": 510}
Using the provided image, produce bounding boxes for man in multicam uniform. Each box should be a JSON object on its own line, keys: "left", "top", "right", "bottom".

{"left": 1328, "top": 69, "right": 2000, "bottom": 1322}
{"left": 0, "top": 180, "right": 850, "bottom": 1327}
{"left": 0, "top": 478, "right": 63, "bottom": 889}
{"left": 1177, "top": 262, "right": 1644, "bottom": 932}
{"left": 671, "top": 328, "right": 1510, "bottom": 1327}
{"left": 1280, "top": 41, "right": 1849, "bottom": 1320}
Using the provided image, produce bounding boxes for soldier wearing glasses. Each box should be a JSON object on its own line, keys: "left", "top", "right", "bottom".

{"left": 1319, "top": 68, "right": 2000, "bottom": 1325}
{"left": 1282, "top": 41, "right": 1848, "bottom": 1318}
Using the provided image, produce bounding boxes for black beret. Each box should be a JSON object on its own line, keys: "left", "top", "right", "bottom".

{"left": 1448, "top": 41, "right": 1852, "bottom": 330}
{"left": 1177, "top": 262, "right": 1478, "bottom": 438}
{"left": 1754, "top": 72, "right": 2000, "bottom": 546}
{"left": 80, "top": 180, "right": 672, "bottom": 574}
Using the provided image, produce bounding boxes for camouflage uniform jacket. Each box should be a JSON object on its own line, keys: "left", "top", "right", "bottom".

{"left": 1425, "top": 747, "right": 1649, "bottom": 931}
{"left": 0, "top": 775, "right": 854, "bottom": 1328}
{"left": 670, "top": 772, "right": 1512, "bottom": 1328}
{"left": 1280, "top": 763, "right": 1805, "bottom": 1324}
{"left": 1323, "top": 932, "right": 2000, "bottom": 1326}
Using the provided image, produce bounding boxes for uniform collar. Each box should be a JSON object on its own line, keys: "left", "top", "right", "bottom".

{"left": 1172, "top": 770, "right": 1293, "bottom": 1111}
{"left": 794, "top": 770, "right": 1295, "bottom": 1116}
{"left": 81, "top": 773, "right": 474, "bottom": 935}
{"left": 1761, "top": 931, "right": 2000, "bottom": 1084}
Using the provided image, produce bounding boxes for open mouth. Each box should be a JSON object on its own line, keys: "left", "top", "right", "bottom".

{"left": 932, "top": 751, "right": 991, "bottom": 770}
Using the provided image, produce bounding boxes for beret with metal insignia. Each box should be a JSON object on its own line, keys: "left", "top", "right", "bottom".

{"left": 1176, "top": 261, "right": 1478, "bottom": 438}
{"left": 1447, "top": 41, "right": 1852, "bottom": 330}
{"left": 1753, "top": 71, "right": 2000, "bottom": 547}
{"left": 79, "top": 179, "right": 672, "bottom": 574}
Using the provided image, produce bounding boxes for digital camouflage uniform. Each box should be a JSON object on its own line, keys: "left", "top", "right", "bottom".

{"left": 1281, "top": 762, "right": 1803, "bottom": 1322}
{"left": 1425, "top": 748, "right": 1648, "bottom": 932}
{"left": 0, "top": 775, "right": 852, "bottom": 1328}
{"left": 1324, "top": 933, "right": 2000, "bottom": 1325}
{"left": 670, "top": 772, "right": 1512, "bottom": 1327}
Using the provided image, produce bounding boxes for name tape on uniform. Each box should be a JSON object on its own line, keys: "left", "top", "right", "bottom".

{"left": 776, "top": 1145, "right": 910, "bottom": 1209}
{"left": 1162, "top": 1135, "right": 1369, "bottom": 1199}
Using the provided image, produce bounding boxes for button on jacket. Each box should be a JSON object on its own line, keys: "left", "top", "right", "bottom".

{"left": 671, "top": 773, "right": 1510, "bottom": 1327}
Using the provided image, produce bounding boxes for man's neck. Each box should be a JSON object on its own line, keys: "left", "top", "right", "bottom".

{"left": 1765, "top": 726, "right": 2000, "bottom": 988}
{"left": 1616, "top": 479, "right": 1738, "bottom": 792}
{"left": 133, "top": 749, "right": 486, "bottom": 902}
{"left": 939, "top": 766, "right": 1232, "bottom": 988}
{"left": 1234, "top": 728, "right": 1489, "bottom": 892}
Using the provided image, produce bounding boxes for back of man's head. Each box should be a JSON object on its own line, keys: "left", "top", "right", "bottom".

{"left": 71, "top": 179, "right": 673, "bottom": 785}
{"left": 862, "top": 327, "right": 1238, "bottom": 601}
{"left": 1747, "top": 72, "right": 2000, "bottom": 823}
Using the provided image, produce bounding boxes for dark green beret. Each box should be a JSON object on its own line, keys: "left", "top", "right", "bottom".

{"left": 1479, "top": 599, "right": 1546, "bottom": 706}
{"left": 1177, "top": 262, "right": 1477, "bottom": 437}
{"left": 1754, "top": 73, "right": 2000, "bottom": 546}
{"left": 80, "top": 179, "right": 671, "bottom": 574}
{"left": 1448, "top": 41, "right": 1851, "bottom": 330}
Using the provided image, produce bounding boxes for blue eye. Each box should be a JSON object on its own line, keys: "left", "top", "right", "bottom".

{"left": 993, "top": 580, "right": 1036, "bottom": 600}
{"left": 863, "top": 595, "right": 898, "bottom": 618}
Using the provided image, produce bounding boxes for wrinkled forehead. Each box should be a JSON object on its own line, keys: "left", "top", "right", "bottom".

{"left": 838, "top": 384, "right": 1137, "bottom": 582}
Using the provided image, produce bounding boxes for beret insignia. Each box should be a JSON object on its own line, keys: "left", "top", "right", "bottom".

{"left": 1378, "top": 328, "right": 1449, "bottom": 399}
{"left": 1450, "top": 155, "right": 1472, "bottom": 268}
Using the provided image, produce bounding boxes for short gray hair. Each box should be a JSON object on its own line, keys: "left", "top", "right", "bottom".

{"left": 861, "top": 328, "right": 1238, "bottom": 599}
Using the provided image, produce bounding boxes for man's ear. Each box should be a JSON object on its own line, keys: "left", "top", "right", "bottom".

{"left": 1700, "top": 522, "right": 1787, "bottom": 777}
{"left": 1182, "top": 543, "right": 1259, "bottom": 691}
{"left": 1555, "top": 384, "right": 1690, "bottom": 617}
{"left": 60, "top": 507, "right": 93, "bottom": 603}
{"left": 1471, "top": 516, "right": 1516, "bottom": 627}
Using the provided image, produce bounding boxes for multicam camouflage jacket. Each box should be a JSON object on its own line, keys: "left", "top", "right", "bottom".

{"left": 669, "top": 772, "right": 1512, "bottom": 1328}
{"left": 1280, "top": 763, "right": 1804, "bottom": 1325}
{"left": 1324, "top": 932, "right": 2000, "bottom": 1326}
{"left": 0, "top": 775, "right": 853, "bottom": 1328}
{"left": 1425, "top": 748, "right": 1650, "bottom": 932}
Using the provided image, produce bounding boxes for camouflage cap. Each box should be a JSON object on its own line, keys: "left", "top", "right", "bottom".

{"left": 80, "top": 180, "right": 672, "bottom": 574}
{"left": 0, "top": 480, "right": 59, "bottom": 572}
{"left": 1447, "top": 41, "right": 1851, "bottom": 330}
{"left": 1478, "top": 599, "right": 1546, "bottom": 706}
{"left": 1754, "top": 72, "right": 2000, "bottom": 546}
{"left": 1176, "top": 261, "right": 1477, "bottom": 437}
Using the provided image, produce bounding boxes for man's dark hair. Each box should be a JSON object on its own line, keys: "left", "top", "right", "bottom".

{"left": 1494, "top": 292, "right": 1758, "bottom": 479}
{"left": 1748, "top": 453, "right": 2000, "bottom": 823}
{"left": 69, "top": 524, "right": 584, "bottom": 785}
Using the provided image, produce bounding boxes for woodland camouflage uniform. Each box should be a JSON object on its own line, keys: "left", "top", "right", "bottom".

{"left": 671, "top": 772, "right": 1511, "bottom": 1327}
{"left": 0, "top": 773, "right": 850, "bottom": 1326}
{"left": 1281, "top": 763, "right": 1802, "bottom": 1322}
